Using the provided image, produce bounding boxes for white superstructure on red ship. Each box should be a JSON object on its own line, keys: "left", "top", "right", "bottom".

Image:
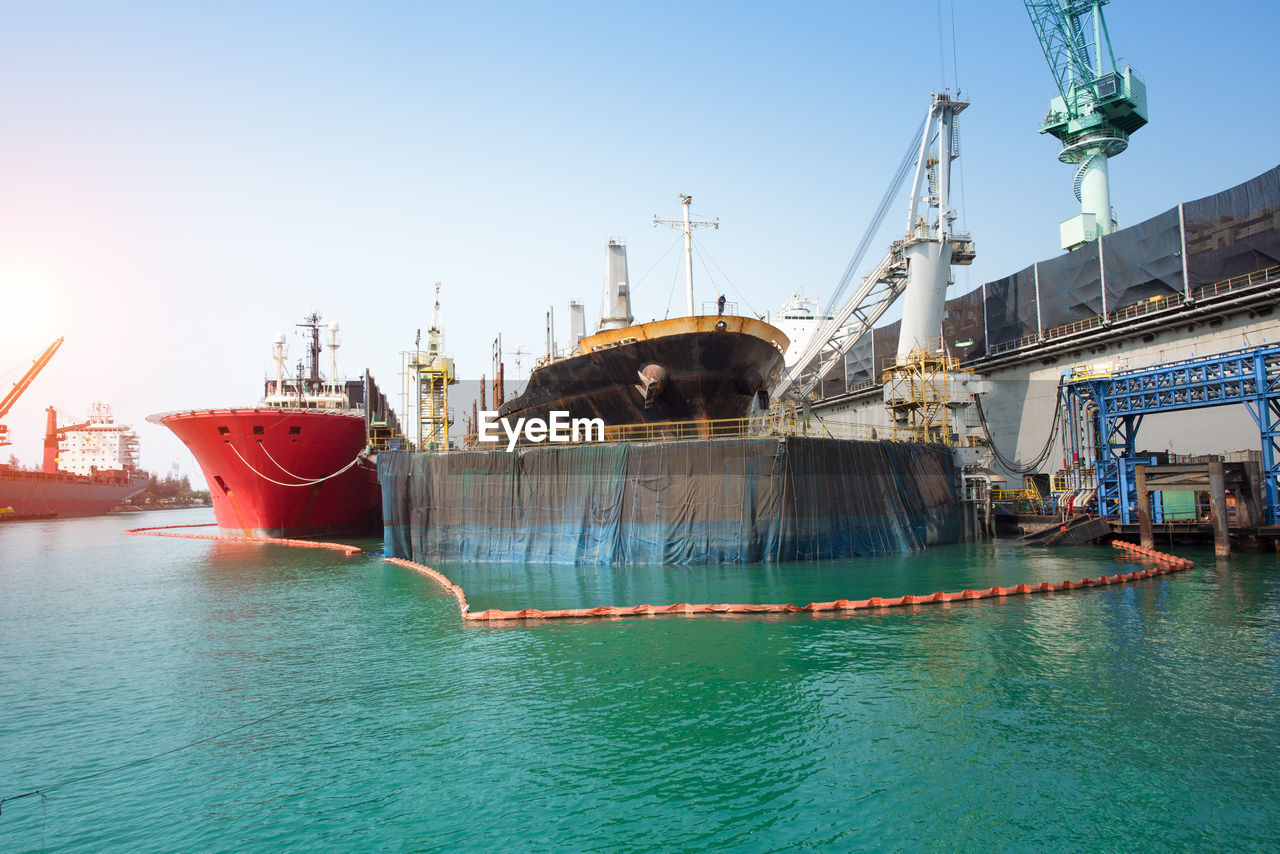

{"left": 150, "top": 314, "right": 401, "bottom": 539}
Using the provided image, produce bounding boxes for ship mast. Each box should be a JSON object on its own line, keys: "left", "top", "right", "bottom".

{"left": 272, "top": 333, "right": 287, "bottom": 399}
{"left": 326, "top": 322, "right": 341, "bottom": 398}
{"left": 654, "top": 194, "right": 718, "bottom": 316}
{"left": 298, "top": 312, "right": 323, "bottom": 388}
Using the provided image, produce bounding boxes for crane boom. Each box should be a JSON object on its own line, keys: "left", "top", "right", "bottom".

{"left": 773, "top": 91, "right": 972, "bottom": 403}
{"left": 1023, "top": 0, "right": 1147, "bottom": 249}
{"left": 773, "top": 246, "right": 909, "bottom": 402}
{"left": 1025, "top": 0, "right": 1110, "bottom": 114}
{"left": 0, "top": 337, "right": 64, "bottom": 447}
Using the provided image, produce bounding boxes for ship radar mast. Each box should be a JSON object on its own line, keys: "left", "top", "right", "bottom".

{"left": 327, "top": 322, "right": 341, "bottom": 397}
{"left": 264, "top": 315, "right": 347, "bottom": 409}
{"left": 272, "top": 333, "right": 287, "bottom": 399}
{"left": 427, "top": 281, "right": 444, "bottom": 357}
{"left": 297, "top": 312, "right": 324, "bottom": 387}
{"left": 654, "top": 194, "right": 719, "bottom": 316}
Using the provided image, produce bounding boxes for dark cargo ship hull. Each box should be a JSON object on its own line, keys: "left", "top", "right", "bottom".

{"left": 499, "top": 318, "right": 788, "bottom": 426}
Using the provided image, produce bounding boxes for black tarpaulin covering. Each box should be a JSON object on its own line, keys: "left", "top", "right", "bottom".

{"left": 1185, "top": 164, "right": 1280, "bottom": 284}
{"left": 942, "top": 286, "right": 986, "bottom": 360}
{"left": 380, "top": 438, "right": 960, "bottom": 566}
{"left": 872, "top": 321, "right": 901, "bottom": 377}
{"left": 1035, "top": 241, "right": 1103, "bottom": 328}
{"left": 1099, "top": 206, "right": 1185, "bottom": 307}
{"left": 982, "top": 266, "right": 1039, "bottom": 350}
{"left": 855, "top": 165, "right": 1280, "bottom": 365}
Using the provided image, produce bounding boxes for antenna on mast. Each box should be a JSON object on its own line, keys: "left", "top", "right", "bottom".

{"left": 428, "top": 282, "right": 443, "bottom": 355}
{"left": 326, "top": 322, "right": 341, "bottom": 396}
{"left": 654, "top": 194, "right": 719, "bottom": 316}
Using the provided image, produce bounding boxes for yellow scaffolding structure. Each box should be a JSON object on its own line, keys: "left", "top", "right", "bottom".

{"left": 881, "top": 344, "right": 959, "bottom": 444}
{"left": 409, "top": 335, "right": 456, "bottom": 453}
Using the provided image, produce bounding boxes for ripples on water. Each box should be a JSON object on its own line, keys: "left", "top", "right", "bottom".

{"left": 2, "top": 509, "right": 1278, "bottom": 851}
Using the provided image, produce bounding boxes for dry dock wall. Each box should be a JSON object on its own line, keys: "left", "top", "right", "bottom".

{"left": 379, "top": 437, "right": 959, "bottom": 566}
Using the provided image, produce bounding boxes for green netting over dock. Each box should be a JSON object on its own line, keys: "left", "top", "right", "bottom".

{"left": 380, "top": 437, "right": 959, "bottom": 566}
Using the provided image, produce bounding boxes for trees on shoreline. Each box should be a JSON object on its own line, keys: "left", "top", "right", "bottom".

{"left": 131, "top": 471, "right": 210, "bottom": 507}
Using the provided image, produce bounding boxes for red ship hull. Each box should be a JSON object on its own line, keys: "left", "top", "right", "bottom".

{"left": 156, "top": 408, "right": 379, "bottom": 538}
{"left": 0, "top": 468, "right": 147, "bottom": 519}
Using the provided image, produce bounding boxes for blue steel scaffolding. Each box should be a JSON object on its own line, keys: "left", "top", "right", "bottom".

{"left": 1062, "top": 343, "right": 1280, "bottom": 525}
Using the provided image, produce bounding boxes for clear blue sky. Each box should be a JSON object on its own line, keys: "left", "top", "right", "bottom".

{"left": 2, "top": 0, "right": 1277, "bottom": 476}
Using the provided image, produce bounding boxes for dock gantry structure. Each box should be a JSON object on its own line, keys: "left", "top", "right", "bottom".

{"left": 1063, "top": 343, "right": 1280, "bottom": 524}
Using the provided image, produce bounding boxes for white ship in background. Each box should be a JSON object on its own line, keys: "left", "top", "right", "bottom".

{"left": 53, "top": 402, "right": 140, "bottom": 475}
{"left": 767, "top": 294, "right": 832, "bottom": 368}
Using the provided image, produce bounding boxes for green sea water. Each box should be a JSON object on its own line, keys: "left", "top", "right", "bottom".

{"left": 2, "top": 509, "right": 1279, "bottom": 851}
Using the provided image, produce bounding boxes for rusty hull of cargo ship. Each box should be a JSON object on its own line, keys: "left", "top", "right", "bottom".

{"left": 0, "top": 467, "right": 147, "bottom": 519}
{"left": 498, "top": 315, "right": 789, "bottom": 425}
{"left": 155, "top": 408, "right": 379, "bottom": 539}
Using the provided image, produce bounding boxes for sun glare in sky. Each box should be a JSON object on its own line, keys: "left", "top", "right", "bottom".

{"left": 0, "top": 260, "right": 60, "bottom": 350}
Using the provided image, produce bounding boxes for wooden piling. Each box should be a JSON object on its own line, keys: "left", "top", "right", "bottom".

{"left": 1135, "top": 464, "right": 1154, "bottom": 550}
{"left": 1209, "top": 460, "right": 1231, "bottom": 558}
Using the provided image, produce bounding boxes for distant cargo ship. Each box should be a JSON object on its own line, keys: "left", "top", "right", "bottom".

{"left": 151, "top": 314, "right": 400, "bottom": 538}
{"left": 0, "top": 466, "right": 147, "bottom": 520}
{"left": 497, "top": 220, "right": 789, "bottom": 430}
{"left": 1, "top": 340, "right": 148, "bottom": 520}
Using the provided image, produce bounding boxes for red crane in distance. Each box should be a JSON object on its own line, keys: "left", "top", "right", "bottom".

{"left": 0, "top": 338, "right": 64, "bottom": 448}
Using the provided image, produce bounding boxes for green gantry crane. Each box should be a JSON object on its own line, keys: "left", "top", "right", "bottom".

{"left": 1024, "top": 0, "right": 1148, "bottom": 250}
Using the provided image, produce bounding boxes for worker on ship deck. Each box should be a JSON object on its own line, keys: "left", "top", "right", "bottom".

{"left": 717, "top": 294, "right": 726, "bottom": 316}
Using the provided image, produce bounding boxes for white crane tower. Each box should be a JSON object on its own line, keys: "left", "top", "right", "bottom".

{"left": 772, "top": 91, "right": 974, "bottom": 406}
{"left": 897, "top": 91, "right": 971, "bottom": 361}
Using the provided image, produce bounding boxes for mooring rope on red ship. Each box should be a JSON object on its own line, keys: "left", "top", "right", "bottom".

{"left": 225, "top": 442, "right": 365, "bottom": 488}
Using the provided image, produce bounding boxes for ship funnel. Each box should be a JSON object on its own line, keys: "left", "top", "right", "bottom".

{"left": 545, "top": 305, "right": 557, "bottom": 358}
{"left": 569, "top": 301, "right": 586, "bottom": 354}
{"left": 272, "top": 334, "right": 288, "bottom": 398}
{"left": 599, "top": 239, "right": 633, "bottom": 331}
